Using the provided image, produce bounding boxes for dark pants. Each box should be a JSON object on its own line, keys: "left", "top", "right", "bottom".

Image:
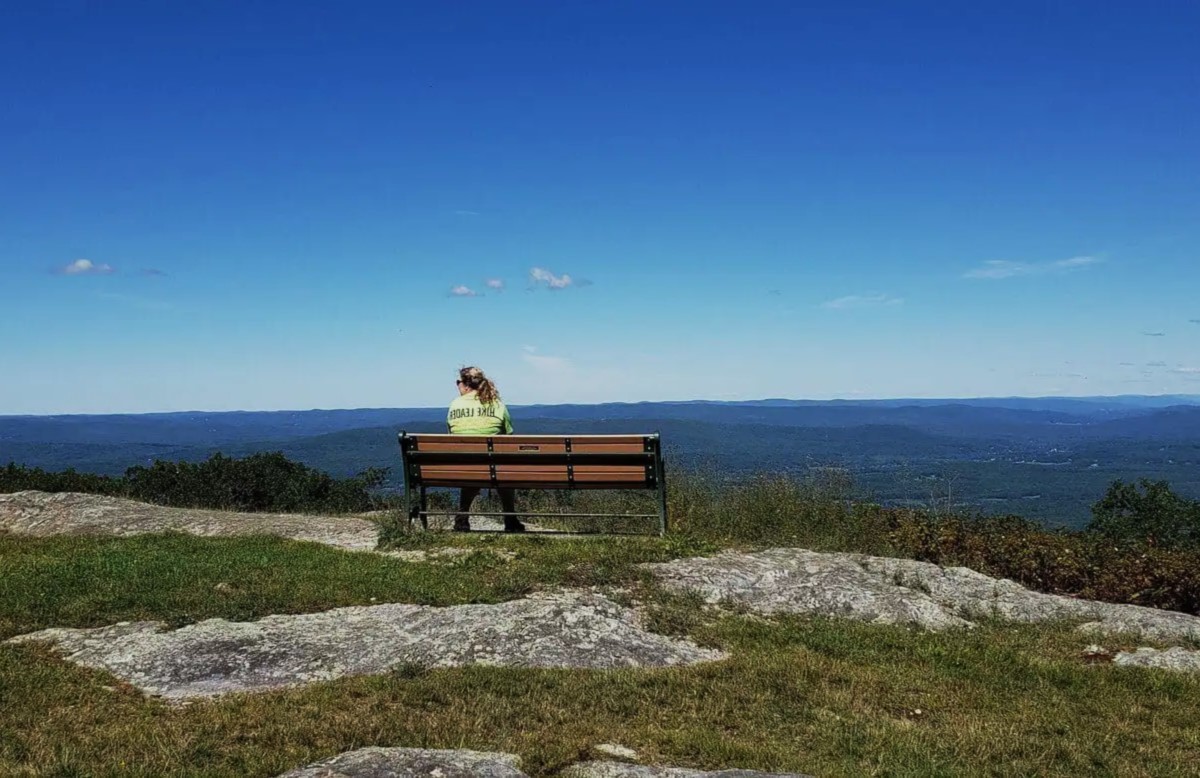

{"left": 455, "top": 487, "right": 521, "bottom": 530}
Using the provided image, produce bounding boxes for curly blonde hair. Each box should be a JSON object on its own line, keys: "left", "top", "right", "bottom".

{"left": 458, "top": 366, "right": 500, "bottom": 405}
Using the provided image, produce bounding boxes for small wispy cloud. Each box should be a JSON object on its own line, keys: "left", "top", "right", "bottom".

{"left": 485, "top": 278, "right": 505, "bottom": 292}
{"left": 963, "top": 255, "right": 1101, "bottom": 280}
{"left": 1146, "top": 361, "right": 1168, "bottom": 367}
{"left": 1143, "top": 331, "right": 1167, "bottom": 337}
{"left": 521, "top": 346, "right": 573, "bottom": 375}
{"left": 1118, "top": 362, "right": 1136, "bottom": 367}
{"left": 822, "top": 293, "right": 904, "bottom": 310}
{"left": 56, "top": 258, "right": 114, "bottom": 276}
{"left": 454, "top": 209, "right": 480, "bottom": 216}
{"left": 96, "top": 291, "right": 173, "bottom": 311}
{"left": 449, "top": 285, "right": 479, "bottom": 297}
{"left": 1172, "top": 367, "right": 1200, "bottom": 375}
{"left": 140, "top": 268, "right": 167, "bottom": 277}
{"left": 530, "top": 267, "right": 573, "bottom": 290}
{"left": 1054, "top": 256, "right": 1101, "bottom": 270}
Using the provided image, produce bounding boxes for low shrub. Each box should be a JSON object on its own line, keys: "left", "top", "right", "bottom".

{"left": 1, "top": 454, "right": 387, "bottom": 514}
{"left": 0, "top": 463, "right": 125, "bottom": 496}
{"left": 884, "top": 509, "right": 1200, "bottom": 615}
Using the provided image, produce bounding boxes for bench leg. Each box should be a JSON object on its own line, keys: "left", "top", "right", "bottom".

{"left": 657, "top": 482, "right": 668, "bottom": 536}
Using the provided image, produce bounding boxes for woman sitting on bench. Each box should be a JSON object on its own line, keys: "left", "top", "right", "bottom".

{"left": 447, "top": 366, "right": 524, "bottom": 532}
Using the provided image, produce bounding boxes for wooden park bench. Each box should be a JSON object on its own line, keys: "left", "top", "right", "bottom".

{"left": 397, "top": 432, "right": 668, "bottom": 535}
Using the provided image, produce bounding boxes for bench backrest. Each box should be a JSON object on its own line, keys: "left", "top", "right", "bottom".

{"left": 398, "top": 433, "right": 663, "bottom": 490}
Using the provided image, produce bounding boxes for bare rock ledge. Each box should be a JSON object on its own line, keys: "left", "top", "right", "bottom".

{"left": 275, "top": 748, "right": 526, "bottom": 777}
{"left": 271, "top": 749, "right": 810, "bottom": 778}
{"left": 0, "top": 491, "right": 381, "bottom": 552}
{"left": 645, "top": 548, "right": 1200, "bottom": 641}
{"left": 7, "top": 592, "right": 725, "bottom": 700}
{"left": 1114, "top": 647, "right": 1200, "bottom": 673}
{"left": 564, "top": 763, "right": 812, "bottom": 778}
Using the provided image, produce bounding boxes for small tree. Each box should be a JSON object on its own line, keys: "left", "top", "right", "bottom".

{"left": 1089, "top": 479, "right": 1200, "bottom": 550}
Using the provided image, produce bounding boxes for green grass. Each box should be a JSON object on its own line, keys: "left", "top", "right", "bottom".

{"left": 3, "top": 608, "right": 1198, "bottom": 776}
{"left": 0, "top": 532, "right": 714, "bottom": 639}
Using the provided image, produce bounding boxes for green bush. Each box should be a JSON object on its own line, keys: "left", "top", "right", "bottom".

{"left": 1, "top": 454, "right": 387, "bottom": 514}
{"left": 1088, "top": 478, "right": 1200, "bottom": 550}
{"left": 0, "top": 463, "right": 125, "bottom": 496}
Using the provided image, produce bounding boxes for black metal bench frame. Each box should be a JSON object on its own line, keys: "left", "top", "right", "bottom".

{"left": 397, "top": 431, "right": 668, "bottom": 535}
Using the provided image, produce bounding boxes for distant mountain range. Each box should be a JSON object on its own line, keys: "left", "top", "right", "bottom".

{"left": 3, "top": 395, "right": 1199, "bottom": 529}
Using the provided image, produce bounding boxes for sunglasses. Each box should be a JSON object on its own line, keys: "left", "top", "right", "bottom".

{"left": 455, "top": 379, "right": 463, "bottom": 385}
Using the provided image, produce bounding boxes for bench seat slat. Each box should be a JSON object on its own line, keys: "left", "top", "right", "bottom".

{"left": 413, "top": 434, "right": 646, "bottom": 445}
{"left": 418, "top": 466, "right": 649, "bottom": 486}
{"left": 407, "top": 451, "right": 651, "bottom": 466}
{"left": 414, "top": 441, "right": 647, "bottom": 454}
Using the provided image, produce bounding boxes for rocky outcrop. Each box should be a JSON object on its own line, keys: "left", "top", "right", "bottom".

{"left": 0, "top": 491, "right": 381, "bottom": 551}
{"left": 1114, "top": 647, "right": 1200, "bottom": 673}
{"left": 645, "top": 548, "right": 1200, "bottom": 640}
{"left": 272, "top": 750, "right": 811, "bottom": 778}
{"left": 276, "top": 748, "right": 526, "bottom": 777}
{"left": 8, "top": 592, "right": 725, "bottom": 700}
{"left": 565, "top": 763, "right": 811, "bottom": 777}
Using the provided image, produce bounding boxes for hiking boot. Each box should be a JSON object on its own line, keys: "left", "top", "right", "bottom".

{"left": 504, "top": 520, "right": 526, "bottom": 533}
{"left": 453, "top": 518, "right": 471, "bottom": 532}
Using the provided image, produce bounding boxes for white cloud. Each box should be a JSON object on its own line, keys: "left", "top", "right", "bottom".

{"left": 530, "top": 267, "right": 573, "bottom": 290}
{"left": 58, "top": 258, "right": 114, "bottom": 276}
{"left": 963, "top": 255, "right": 1101, "bottom": 280}
{"left": 1143, "top": 332, "right": 1167, "bottom": 337}
{"left": 822, "top": 293, "right": 904, "bottom": 310}
{"left": 485, "top": 278, "right": 505, "bottom": 291}
{"left": 964, "top": 260, "right": 1030, "bottom": 280}
{"left": 1052, "top": 256, "right": 1102, "bottom": 270}
{"left": 449, "top": 285, "right": 479, "bottom": 297}
{"left": 1172, "top": 367, "right": 1200, "bottom": 375}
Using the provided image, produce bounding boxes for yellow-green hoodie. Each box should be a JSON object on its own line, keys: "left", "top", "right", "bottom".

{"left": 447, "top": 391, "right": 514, "bottom": 435}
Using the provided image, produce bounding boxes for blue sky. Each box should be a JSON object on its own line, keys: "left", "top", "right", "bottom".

{"left": 2, "top": 1, "right": 1197, "bottom": 414}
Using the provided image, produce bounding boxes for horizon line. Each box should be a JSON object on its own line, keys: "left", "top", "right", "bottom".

{"left": 4, "top": 393, "right": 1200, "bottom": 419}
